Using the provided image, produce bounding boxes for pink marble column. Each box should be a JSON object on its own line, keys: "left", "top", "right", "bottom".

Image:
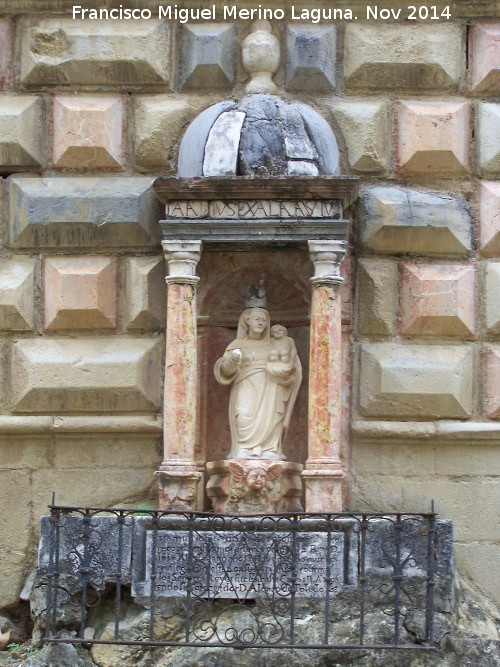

{"left": 303, "top": 240, "right": 346, "bottom": 512}
{"left": 157, "top": 240, "right": 203, "bottom": 511}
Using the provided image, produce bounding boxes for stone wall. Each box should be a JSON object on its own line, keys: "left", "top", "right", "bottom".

{"left": 0, "top": 2, "right": 499, "bottom": 622}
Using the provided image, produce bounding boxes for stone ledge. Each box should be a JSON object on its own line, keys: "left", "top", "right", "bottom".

{"left": 353, "top": 420, "right": 500, "bottom": 443}
{"left": 160, "top": 218, "right": 349, "bottom": 249}
{"left": 153, "top": 176, "right": 359, "bottom": 209}
{"left": 0, "top": 415, "right": 162, "bottom": 433}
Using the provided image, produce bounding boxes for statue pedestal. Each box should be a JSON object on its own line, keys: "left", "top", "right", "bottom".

{"left": 206, "top": 460, "right": 303, "bottom": 514}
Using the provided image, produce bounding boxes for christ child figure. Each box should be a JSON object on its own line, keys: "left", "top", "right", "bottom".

{"left": 269, "top": 324, "right": 296, "bottom": 364}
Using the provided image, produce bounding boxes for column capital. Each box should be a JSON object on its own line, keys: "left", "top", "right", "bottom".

{"left": 308, "top": 240, "right": 346, "bottom": 284}
{"left": 162, "top": 240, "right": 202, "bottom": 280}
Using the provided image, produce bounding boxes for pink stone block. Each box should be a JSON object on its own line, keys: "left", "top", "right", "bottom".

{"left": 470, "top": 24, "right": 500, "bottom": 93}
{"left": 52, "top": 95, "right": 124, "bottom": 169}
{"left": 44, "top": 256, "right": 117, "bottom": 331}
{"left": 485, "top": 345, "right": 500, "bottom": 418}
{"left": 400, "top": 262, "right": 476, "bottom": 338}
{"left": 0, "top": 20, "right": 12, "bottom": 89}
{"left": 340, "top": 253, "right": 351, "bottom": 325}
{"left": 397, "top": 101, "right": 471, "bottom": 176}
{"left": 303, "top": 472, "right": 344, "bottom": 512}
{"left": 479, "top": 181, "right": 500, "bottom": 256}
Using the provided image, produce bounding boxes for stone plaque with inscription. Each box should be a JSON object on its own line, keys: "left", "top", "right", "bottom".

{"left": 132, "top": 518, "right": 357, "bottom": 599}
{"left": 165, "top": 199, "right": 342, "bottom": 220}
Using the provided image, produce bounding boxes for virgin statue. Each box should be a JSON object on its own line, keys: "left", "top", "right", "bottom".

{"left": 214, "top": 282, "right": 302, "bottom": 461}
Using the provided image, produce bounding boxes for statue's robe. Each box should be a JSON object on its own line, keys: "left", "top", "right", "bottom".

{"left": 215, "top": 335, "right": 302, "bottom": 460}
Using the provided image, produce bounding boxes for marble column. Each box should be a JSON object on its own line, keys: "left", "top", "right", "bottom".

{"left": 303, "top": 240, "right": 347, "bottom": 512}
{"left": 157, "top": 240, "right": 203, "bottom": 511}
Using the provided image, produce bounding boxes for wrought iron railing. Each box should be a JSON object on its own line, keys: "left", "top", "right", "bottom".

{"left": 37, "top": 506, "right": 450, "bottom": 651}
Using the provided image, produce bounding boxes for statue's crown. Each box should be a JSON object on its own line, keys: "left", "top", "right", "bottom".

{"left": 246, "top": 277, "right": 267, "bottom": 309}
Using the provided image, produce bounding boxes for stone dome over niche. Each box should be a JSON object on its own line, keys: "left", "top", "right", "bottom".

{"left": 177, "top": 94, "right": 340, "bottom": 178}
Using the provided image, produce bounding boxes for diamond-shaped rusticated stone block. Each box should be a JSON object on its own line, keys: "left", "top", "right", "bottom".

{"left": 397, "top": 101, "right": 471, "bottom": 176}
{"left": 285, "top": 25, "right": 336, "bottom": 91}
{"left": 470, "top": 24, "right": 500, "bottom": 94}
{"left": 125, "top": 256, "right": 165, "bottom": 331}
{"left": 9, "top": 177, "right": 162, "bottom": 248}
{"left": 20, "top": 19, "right": 171, "bottom": 87}
{"left": 400, "top": 262, "right": 476, "bottom": 339}
{"left": 477, "top": 103, "right": 500, "bottom": 177}
{"left": 328, "top": 100, "right": 389, "bottom": 174}
{"left": 344, "top": 24, "right": 464, "bottom": 90}
{"left": 179, "top": 23, "right": 237, "bottom": 90}
{"left": 485, "top": 345, "right": 500, "bottom": 418}
{"left": 44, "top": 256, "right": 117, "bottom": 331}
{"left": 0, "top": 257, "right": 35, "bottom": 331}
{"left": 0, "top": 97, "right": 44, "bottom": 172}
{"left": 360, "top": 187, "right": 472, "bottom": 256}
{"left": 0, "top": 20, "right": 12, "bottom": 89}
{"left": 356, "top": 259, "right": 398, "bottom": 336}
{"left": 53, "top": 95, "right": 124, "bottom": 169}
{"left": 134, "top": 95, "right": 211, "bottom": 171}
{"left": 479, "top": 181, "right": 500, "bottom": 256}
{"left": 358, "top": 342, "right": 473, "bottom": 419}
{"left": 11, "top": 338, "right": 162, "bottom": 413}
{"left": 484, "top": 262, "right": 500, "bottom": 336}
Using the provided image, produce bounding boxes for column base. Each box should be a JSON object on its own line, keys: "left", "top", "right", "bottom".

{"left": 156, "top": 460, "right": 203, "bottom": 511}
{"left": 206, "top": 460, "right": 303, "bottom": 514}
{"left": 302, "top": 459, "right": 344, "bottom": 512}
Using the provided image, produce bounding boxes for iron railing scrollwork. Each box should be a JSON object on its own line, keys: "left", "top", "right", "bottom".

{"left": 39, "top": 506, "right": 444, "bottom": 651}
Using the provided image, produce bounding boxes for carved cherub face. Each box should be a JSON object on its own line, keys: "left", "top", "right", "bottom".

{"left": 270, "top": 324, "right": 287, "bottom": 339}
{"left": 228, "top": 460, "right": 284, "bottom": 492}
{"left": 246, "top": 469, "right": 268, "bottom": 490}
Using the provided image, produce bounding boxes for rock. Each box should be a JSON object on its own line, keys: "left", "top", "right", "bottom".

{"left": 25, "top": 642, "right": 94, "bottom": 667}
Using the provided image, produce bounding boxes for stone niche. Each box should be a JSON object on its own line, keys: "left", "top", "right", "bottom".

{"left": 154, "top": 175, "right": 358, "bottom": 513}
{"left": 196, "top": 249, "right": 312, "bottom": 467}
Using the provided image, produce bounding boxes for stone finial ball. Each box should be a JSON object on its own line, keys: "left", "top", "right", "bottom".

{"left": 242, "top": 20, "right": 280, "bottom": 75}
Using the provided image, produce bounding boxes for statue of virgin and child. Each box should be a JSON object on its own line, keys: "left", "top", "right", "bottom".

{"left": 214, "top": 280, "right": 302, "bottom": 464}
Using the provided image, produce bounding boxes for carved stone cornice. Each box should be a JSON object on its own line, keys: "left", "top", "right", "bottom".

{"left": 153, "top": 176, "right": 359, "bottom": 210}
